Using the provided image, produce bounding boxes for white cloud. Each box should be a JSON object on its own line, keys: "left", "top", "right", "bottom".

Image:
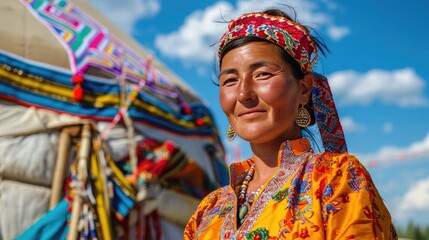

{"left": 341, "top": 116, "right": 365, "bottom": 133}
{"left": 155, "top": 0, "right": 350, "bottom": 64}
{"left": 329, "top": 68, "right": 428, "bottom": 107}
{"left": 89, "top": 0, "right": 160, "bottom": 34}
{"left": 155, "top": 1, "right": 233, "bottom": 63}
{"left": 395, "top": 176, "right": 429, "bottom": 222}
{"left": 382, "top": 122, "right": 393, "bottom": 133}
{"left": 361, "top": 131, "right": 429, "bottom": 164}
{"left": 327, "top": 25, "right": 350, "bottom": 41}
{"left": 401, "top": 177, "right": 429, "bottom": 211}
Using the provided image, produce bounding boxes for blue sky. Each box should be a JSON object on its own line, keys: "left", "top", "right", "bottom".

{"left": 89, "top": 0, "right": 429, "bottom": 227}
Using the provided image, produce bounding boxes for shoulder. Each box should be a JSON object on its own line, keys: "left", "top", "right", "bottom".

{"left": 313, "top": 152, "right": 360, "bottom": 165}
{"left": 309, "top": 152, "right": 376, "bottom": 195}
{"left": 308, "top": 152, "right": 382, "bottom": 206}
{"left": 185, "top": 185, "right": 233, "bottom": 234}
{"left": 193, "top": 185, "right": 233, "bottom": 216}
{"left": 200, "top": 186, "right": 230, "bottom": 206}
{"left": 309, "top": 154, "right": 398, "bottom": 238}
{"left": 185, "top": 185, "right": 235, "bottom": 239}
{"left": 311, "top": 152, "right": 367, "bottom": 177}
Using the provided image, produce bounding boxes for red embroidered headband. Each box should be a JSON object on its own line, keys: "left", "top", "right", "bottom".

{"left": 218, "top": 12, "right": 318, "bottom": 73}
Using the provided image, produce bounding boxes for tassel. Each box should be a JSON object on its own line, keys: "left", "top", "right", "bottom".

{"left": 195, "top": 118, "right": 204, "bottom": 127}
{"left": 71, "top": 72, "right": 84, "bottom": 84}
{"left": 72, "top": 72, "right": 84, "bottom": 102}
{"left": 181, "top": 105, "right": 192, "bottom": 115}
{"left": 73, "top": 84, "right": 84, "bottom": 101}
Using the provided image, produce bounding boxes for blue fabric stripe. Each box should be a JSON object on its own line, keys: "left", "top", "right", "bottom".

{"left": 15, "top": 199, "right": 69, "bottom": 240}
{"left": 0, "top": 51, "right": 216, "bottom": 136}
{"left": 0, "top": 82, "right": 214, "bottom": 135}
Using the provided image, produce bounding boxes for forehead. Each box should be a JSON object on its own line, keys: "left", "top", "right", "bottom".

{"left": 220, "top": 41, "right": 285, "bottom": 70}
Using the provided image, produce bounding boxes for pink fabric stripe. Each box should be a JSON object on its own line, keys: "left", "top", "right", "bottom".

{"left": 89, "top": 33, "right": 104, "bottom": 49}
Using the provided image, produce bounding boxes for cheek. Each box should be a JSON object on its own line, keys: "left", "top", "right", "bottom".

{"left": 259, "top": 82, "right": 288, "bottom": 103}
{"left": 261, "top": 81, "right": 299, "bottom": 112}
{"left": 219, "top": 89, "right": 235, "bottom": 114}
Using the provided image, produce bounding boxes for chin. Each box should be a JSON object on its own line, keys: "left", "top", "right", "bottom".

{"left": 237, "top": 131, "right": 273, "bottom": 144}
{"left": 236, "top": 127, "right": 297, "bottom": 145}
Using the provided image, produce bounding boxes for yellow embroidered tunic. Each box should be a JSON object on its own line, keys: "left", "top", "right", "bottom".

{"left": 184, "top": 138, "right": 397, "bottom": 240}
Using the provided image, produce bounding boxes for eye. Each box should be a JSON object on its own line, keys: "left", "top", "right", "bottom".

{"left": 254, "top": 71, "right": 272, "bottom": 79}
{"left": 220, "top": 78, "right": 237, "bottom": 86}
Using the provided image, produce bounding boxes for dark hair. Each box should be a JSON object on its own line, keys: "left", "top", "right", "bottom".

{"left": 218, "top": 8, "right": 329, "bottom": 127}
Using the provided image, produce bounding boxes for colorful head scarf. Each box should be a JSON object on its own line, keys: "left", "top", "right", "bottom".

{"left": 218, "top": 12, "right": 348, "bottom": 154}
{"left": 218, "top": 12, "right": 318, "bottom": 74}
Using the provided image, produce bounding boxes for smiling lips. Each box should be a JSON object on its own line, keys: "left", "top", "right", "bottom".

{"left": 238, "top": 109, "right": 266, "bottom": 117}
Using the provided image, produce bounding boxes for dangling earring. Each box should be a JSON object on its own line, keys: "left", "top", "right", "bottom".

{"left": 227, "top": 125, "right": 236, "bottom": 141}
{"left": 296, "top": 105, "right": 311, "bottom": 127}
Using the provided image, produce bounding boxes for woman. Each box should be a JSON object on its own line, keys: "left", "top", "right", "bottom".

{"left": 184, "top": 9, "right": 397, "bottom": 240}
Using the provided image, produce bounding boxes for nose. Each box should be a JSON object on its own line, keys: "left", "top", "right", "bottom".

{"left": 237, "top": 74, "right": 257, "bottom": 103}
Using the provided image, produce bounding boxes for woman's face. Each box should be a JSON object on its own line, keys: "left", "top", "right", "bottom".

{"left": 219, "top": 41, "right": 311, "bottom": 145}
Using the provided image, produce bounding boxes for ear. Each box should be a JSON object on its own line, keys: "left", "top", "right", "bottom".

{"left": 299, "top": 73, "right": 314, "bottom": 105}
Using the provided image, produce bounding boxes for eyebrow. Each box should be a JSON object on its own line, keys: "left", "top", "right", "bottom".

{"left": 219, "top": 68, "right": 237, "bottom": 77}
{"left": 219, "top": 61, "right": 281, "bottom": 77}
{"left": 249, "top": 61, "right": 280, "bottom": 70}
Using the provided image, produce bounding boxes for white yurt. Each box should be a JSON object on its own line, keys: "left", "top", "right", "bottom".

{"left": 0, "top": 0, "right": 228, "bottom": 239}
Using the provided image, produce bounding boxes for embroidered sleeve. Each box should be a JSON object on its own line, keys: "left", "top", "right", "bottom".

{"left": 184, "top": 209, "right": 199, "bottom": 240}
{"left": 183, "top": 188, "right": 224, "bottom": 239}
{"left": 319, "top": 154, "right": 398, "bottom": 240}
{"left": 184, "top": 194, "right": 210, "bottom": 239}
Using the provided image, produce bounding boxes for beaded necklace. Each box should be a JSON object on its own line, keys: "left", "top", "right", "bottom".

{"left": 237, "top": 165, "right": 262, "bottom": 225}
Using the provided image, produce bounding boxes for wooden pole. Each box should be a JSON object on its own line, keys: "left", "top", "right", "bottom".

{"left": 49, "top": 126, "right": 80, "bottom": 209}
{"left": 69, "top": 124, "right": 91, "bottom": 240}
